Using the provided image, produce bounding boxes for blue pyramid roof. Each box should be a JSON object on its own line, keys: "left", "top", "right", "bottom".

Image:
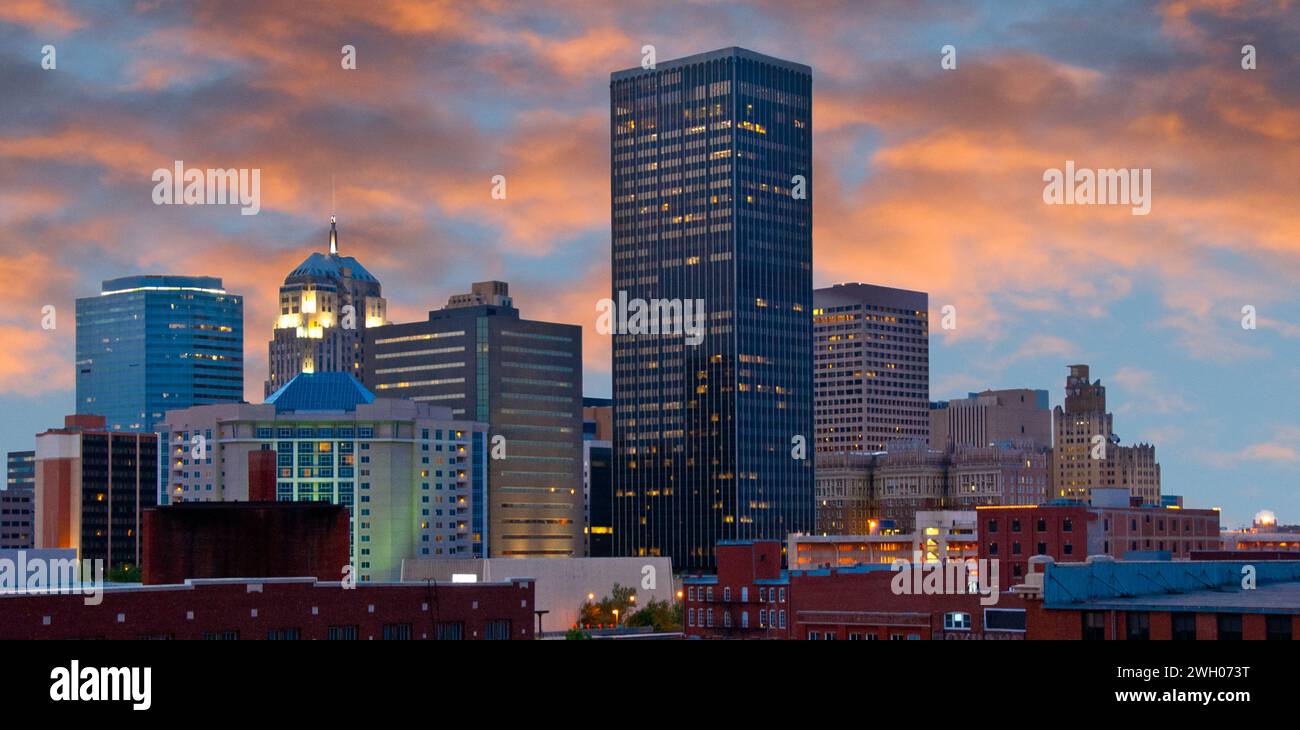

{"left": 286, "top": 252, "right": 378, "bottom": 283}
{"left": 265, "top": 372, "right": 377, "bottom": 413}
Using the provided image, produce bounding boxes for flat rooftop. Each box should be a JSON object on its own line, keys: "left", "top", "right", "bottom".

{"left": 1054, "top": 581, "right": 1300, "bottom": 614}
{"left": 1042, "top": 559, "right": 1300, "bottom": 614}
{"left": 611, "top": 46, "right": 811, "bottom": 81}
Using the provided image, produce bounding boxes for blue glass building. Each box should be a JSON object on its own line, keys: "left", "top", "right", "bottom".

{"left": 76, "top": 275, "right": 244, "bottom": 433}
{"left": 610, "top": 48, "right": 814, "bottom": 571}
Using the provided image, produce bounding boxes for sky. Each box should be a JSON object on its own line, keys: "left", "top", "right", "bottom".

{"left": 1, "top": 0, "right": 1298, "bottom": 528}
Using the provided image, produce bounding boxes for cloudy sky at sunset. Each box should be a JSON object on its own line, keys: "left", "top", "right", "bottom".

{"left": 2, "top": 0, "right": 1298, "bottom": 527}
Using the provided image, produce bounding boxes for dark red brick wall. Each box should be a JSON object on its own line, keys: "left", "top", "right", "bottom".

{"left": 978, "top": 506, "right": 1093, "bottom": 581}
{"left": 978, "top": 504, "right": 1222, "bottom": 580}
{"left": 687, "top": 543, "right": 1027, "bottom": 640}
{"left": 1026, "top": 604, "right": 1299, "bottom": 640}
{"left": 789, "top": 569, "right": 1027, "bottom": 640}
{"left": 248, "top": 450, "right": 278, "bottom": 502}
{"left": 142, "top": 503, "right": 350, "bottom": 585}
{"left": 0, "top": 577, "right": 534, "bottom": 640}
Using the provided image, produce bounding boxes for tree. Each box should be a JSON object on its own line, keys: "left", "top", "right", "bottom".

{"left": 626, "top": 599, "right": 682, "bottom": 632}
{"left": 107, "top": 563, "right": 141, "bottom": 583}
{"left": 575, "top": 583, "right": 638, "bottom": 628}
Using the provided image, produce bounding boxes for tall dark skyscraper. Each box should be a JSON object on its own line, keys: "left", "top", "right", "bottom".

{"left": 610, "top": 48, "right": 814, "bottom": 571}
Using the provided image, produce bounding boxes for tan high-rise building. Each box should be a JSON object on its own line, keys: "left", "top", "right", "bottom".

{"left": 930, "top": 388, "right": 1051, "bottom": 450}
{"left": 813, "top": 283, "right": 930, "bottom": 454}
{"left": 1051, "top": 364, "right": 1160, "bottom": 504}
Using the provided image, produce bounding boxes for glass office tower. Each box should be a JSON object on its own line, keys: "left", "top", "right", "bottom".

{"left": 610, "top": 48, "right": 814, "bottom": 571}
{"left": 75, "top": 275, "right": 244, "bottom": 433}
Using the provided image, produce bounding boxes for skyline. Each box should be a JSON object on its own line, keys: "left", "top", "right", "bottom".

{"left": 2, "top": 1, "right": 1300, "bottom": 528}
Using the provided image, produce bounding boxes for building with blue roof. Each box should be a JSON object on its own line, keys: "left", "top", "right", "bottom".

{"left": 160, "top": 372, "right": 490, "bottom": 579}
{"left": 265, "top": 371, "right": 376, "bottom": 413}
{"left": 1017, "top": 555, "right": 1300, "bottom": 639}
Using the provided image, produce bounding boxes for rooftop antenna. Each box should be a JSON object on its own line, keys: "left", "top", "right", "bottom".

{"left": 329, "top": 175, "right": 338, "bottom": 255}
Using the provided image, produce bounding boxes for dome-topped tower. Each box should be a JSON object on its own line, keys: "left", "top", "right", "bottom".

{"left": 265, "top": 216, "right": 388, "bottom": 396}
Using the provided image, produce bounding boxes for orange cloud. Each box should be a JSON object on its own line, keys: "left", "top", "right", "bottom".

{"left": 0, "top": 0, "right": 84, "bottom": 35}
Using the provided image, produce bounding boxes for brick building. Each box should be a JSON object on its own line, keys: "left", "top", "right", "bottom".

{"left": 978, "top": 489, "right": 1220, "bottom": 582}
{"left": 683, "top": 540, "right": 1027, "bottom": 640}
{"left": 682, "top": 541, "right": 1298, "bottom": 640}
{"left": 142, "top": 501, "right": 351, "bottom": 585}
{"left": 0, "top": 576, "right": 534, "bottom": 640}
{"left": 1018, "top": 556, "right": 1300, "bottom": 640}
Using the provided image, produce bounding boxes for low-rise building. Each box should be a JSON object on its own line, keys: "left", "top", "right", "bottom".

{"left": 1220, "top": 530, "right": 1300, "bottom": 553}
{"left": 0, "top": 575, "right": 534, "bottom": 640}
{"left": 978, "top": 488, "right": 1220, "bottom": 582}
{"left": 1018, "top": 556, "right": 1300, "bottom": 640}
{"left": 684, "top": 540, "right": 1027, "bottom": 640}
{"left": 788, "top": 533, "right": 914, "bottom": 570}
{"left": 789, "top": 510, "right": 977, "bottom": 570}
{"left": 402, "top": 556, "right": 675, "bottom": 634}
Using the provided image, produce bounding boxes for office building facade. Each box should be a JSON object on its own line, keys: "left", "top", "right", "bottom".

{"left": 583, "top": 399, "right": 613, "bottom": 557}
{"left": 266, "top": 216, "right": 387, "bottom": 395}
{"left": 2, "top": 450, "right": 35, "bottom": 549}
{"left": 75, "top": 275, "right": 243, "bottom": 433}
{"left": 610, "top": 47, "right": 814, "bottom": 570}
{"left": 160, "top": 373, "right": 488, "bottom": 581}
{"left": 363, "top": 281, "right": 584, "bottom": 559}
{"left": 584, "top": 439, "right": 613, "bottom": 557}
{"left": 814, "top": 283, "right": 929, "bottom": 454}
{"left": 930, "top": 388, "right": 1051, "bottom": 451}
{"left": 814, "top": 444, "right": 1049, "bottom": 534}
{"left": 34, "top": 415, "right": 158, "bottom": 570}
